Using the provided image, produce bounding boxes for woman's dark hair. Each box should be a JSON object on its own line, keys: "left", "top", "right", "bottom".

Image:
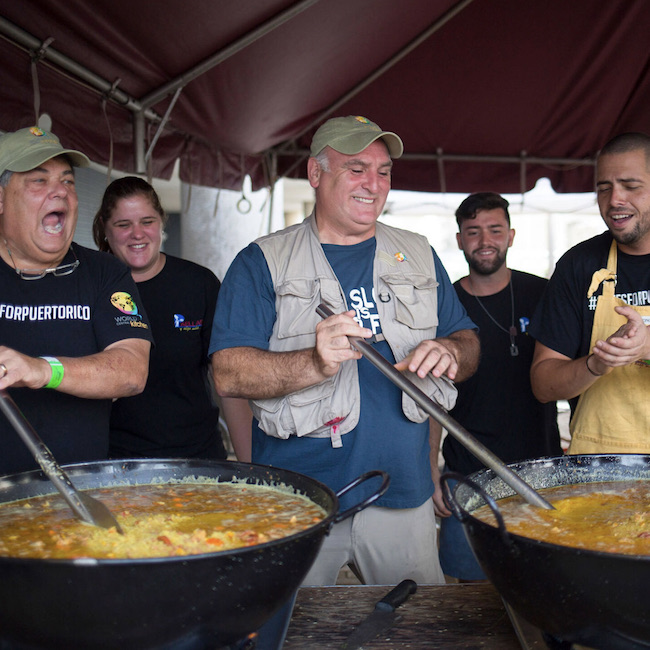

{"left": 93, "top": 176, "right": 167, "bottom": 253}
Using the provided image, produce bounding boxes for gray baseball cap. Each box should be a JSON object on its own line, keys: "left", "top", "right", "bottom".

{"left": 310, "top": 115, "right": 403, "bottom": 158}
{"left": 0, "top": 126, "right": 89, "bottom": 176}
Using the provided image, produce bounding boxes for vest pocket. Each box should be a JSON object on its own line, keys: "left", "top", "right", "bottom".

{"left": 274, "top": 278, "right": 319, "bottom": 339}
{"left": 274, "top": 277, "right": 343, "bottom": 340}
{"left": 252, "top": 374, "right": 355, "bottom": 439}
{"left": 287, "top": 376, "right": 347, "bottom": 436}
{"left": 381, "top": 273, "right": 439, "bottom": 329}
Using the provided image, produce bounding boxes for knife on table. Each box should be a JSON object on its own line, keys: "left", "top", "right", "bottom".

{"left": 340, "top": 579, "right": 417, "bottom": 649}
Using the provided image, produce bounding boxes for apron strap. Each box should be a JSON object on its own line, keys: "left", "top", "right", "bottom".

{"left": 587, "top": 240, "right": 617, "bottom": 299}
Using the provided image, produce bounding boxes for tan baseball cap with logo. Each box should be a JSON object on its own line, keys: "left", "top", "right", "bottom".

{"left": 0, "top": 126, "right": 90, "bottom": 176}
{"left": 310, "top": 115, "right": 403, "bottom": 159}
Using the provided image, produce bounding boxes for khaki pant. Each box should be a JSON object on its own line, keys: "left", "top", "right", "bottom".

{"left": 301, "top": 500, "right": 444, "bottom": 586}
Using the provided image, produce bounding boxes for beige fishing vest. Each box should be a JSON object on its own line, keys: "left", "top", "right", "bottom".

{"left": 569, "top": 240, "right": 650, "bottom": 453}
{"left": 251, "top": 214, "right": 458, "bottom": 445}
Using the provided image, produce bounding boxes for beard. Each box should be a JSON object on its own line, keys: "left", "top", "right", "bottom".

{"left": 609, "top": 211, "right": 650, "bottom": 247}
{"left": 464, "top": 248, "right": 507, "bottom": 276}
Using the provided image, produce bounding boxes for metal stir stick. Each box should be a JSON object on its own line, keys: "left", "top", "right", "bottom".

{"left": 316, "top": 303, "right": 554, "bottom": 510}
{"left": 0, "top": 389, "right": 124, "bottom": 531}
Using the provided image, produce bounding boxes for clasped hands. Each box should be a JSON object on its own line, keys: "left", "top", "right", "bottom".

{"left": 590, "top": 306, "right": 650, "bottom": 372}
{"left": 313, "top": 310, "right": 458, "bottom": 380}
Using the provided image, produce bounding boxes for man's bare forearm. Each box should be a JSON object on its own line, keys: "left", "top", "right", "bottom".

{"left": 0, "top": 340, "right": 150, "bottom": 398}
{"left": 211, "top": 346, "right": 327, "bottom": 399}
{"left": 60, "top": 340, "right": 150, "bottom": 398}
{"left": 529, "top": 340, "right": 612, "bottom": 403}
{"left": 220, "top": 396, "right": 253, "bottom": 462}
{"left": 530, "top": 355, "right": 606, "bottom": 403}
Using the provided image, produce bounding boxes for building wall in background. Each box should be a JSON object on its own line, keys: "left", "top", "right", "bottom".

{"left": 180, "top": 178, "right": 285, "bottom": 281}
{"left": 74, "top": 166, "right": 109, "bottom": 250}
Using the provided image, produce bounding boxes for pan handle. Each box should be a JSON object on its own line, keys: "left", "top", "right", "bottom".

{"left": 331, "top": 470, "right": 390, "bottom": 525}
{"left": 441, "top": 471, "right": 513, "bottom": 546}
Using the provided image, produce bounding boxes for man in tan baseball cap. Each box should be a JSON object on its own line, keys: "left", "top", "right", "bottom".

{"left": 210, "top": 115, "right": 479, "bottom": 586}
{"left": 0, "top": 125, "right": 152, "bottom": 476}
{"left": 0, "top": 126, "right": 90, "bottom": 275}
{"left": 0, "top": 126, "right": 89, "bottom": 176}
{"left": 309, "top": 115, "right": 403, "bottom": 158}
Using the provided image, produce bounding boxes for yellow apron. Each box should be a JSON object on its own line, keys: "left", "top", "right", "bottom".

{"left": 569, "top": 240, "right": 650, "bottom": 453}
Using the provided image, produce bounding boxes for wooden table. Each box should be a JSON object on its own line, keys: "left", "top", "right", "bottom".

{"left": 283, "top": 583, "right": 524, "bottom": 649}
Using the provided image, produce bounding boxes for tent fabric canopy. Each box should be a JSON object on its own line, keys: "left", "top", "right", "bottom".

{"left": 1, "top": 0, "right": 649, "bottom": 194}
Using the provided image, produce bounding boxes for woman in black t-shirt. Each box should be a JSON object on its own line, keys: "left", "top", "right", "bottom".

{"left": 93, "top": 177, "right": 251, "bottom": 461}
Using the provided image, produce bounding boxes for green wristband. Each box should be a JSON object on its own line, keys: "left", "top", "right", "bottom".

{"left": 40, "top": 356, "right": 64, "bottom": 389}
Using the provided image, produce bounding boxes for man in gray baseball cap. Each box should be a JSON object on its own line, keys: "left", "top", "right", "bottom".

{"left": 0, "top": 125, "right": 152, "bottom": 476}
{"left": 210, "top": 114, "right": 478, "bottom": 586}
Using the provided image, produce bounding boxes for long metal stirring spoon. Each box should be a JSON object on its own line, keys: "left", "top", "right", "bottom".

{"left": 0, "top": 389, "right": 124, "bottom": 531}
{"left": 316, "top": 303, "right": 554, "bottom": 510}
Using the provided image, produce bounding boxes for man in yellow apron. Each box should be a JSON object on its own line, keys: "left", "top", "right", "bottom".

{"left": 530, "top": 132, "right": 650, "bottom": 453}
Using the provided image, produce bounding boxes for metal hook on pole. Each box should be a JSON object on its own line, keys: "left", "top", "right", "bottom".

{"left": 236, "top": 155, "right": 252, "bottom": 214}
{"left": 237, "top": 190, "right": 252, "bottom": 214}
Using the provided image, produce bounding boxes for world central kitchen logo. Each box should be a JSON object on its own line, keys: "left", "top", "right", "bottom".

{"left": 174, "top": 314, "right": 202, "bottom": 331}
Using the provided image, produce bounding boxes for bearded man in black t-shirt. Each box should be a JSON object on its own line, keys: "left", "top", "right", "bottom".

{"left": 432, "top": 191, "right": 561, "bottom": 581}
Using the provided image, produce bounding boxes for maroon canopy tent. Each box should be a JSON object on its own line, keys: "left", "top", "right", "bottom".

{"left": 1, "top": 0, "right": 649, "bottom": 194}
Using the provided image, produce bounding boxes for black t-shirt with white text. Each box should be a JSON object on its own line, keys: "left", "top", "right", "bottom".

{"left": 0, "top": 243, "right": 152, "bottom": 475}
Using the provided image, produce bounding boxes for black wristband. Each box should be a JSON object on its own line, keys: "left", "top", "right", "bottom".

{"left": 585, "top": 354, "right": 604, "bottom": 377}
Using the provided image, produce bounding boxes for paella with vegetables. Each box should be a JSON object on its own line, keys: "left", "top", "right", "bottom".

{"left": 0, "top": 480, "right": 326, "bottom": 559}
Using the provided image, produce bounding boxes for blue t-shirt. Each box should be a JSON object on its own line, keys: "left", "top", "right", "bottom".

{"left": 210, "top": 236, "right": 474, "bottom": 509}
